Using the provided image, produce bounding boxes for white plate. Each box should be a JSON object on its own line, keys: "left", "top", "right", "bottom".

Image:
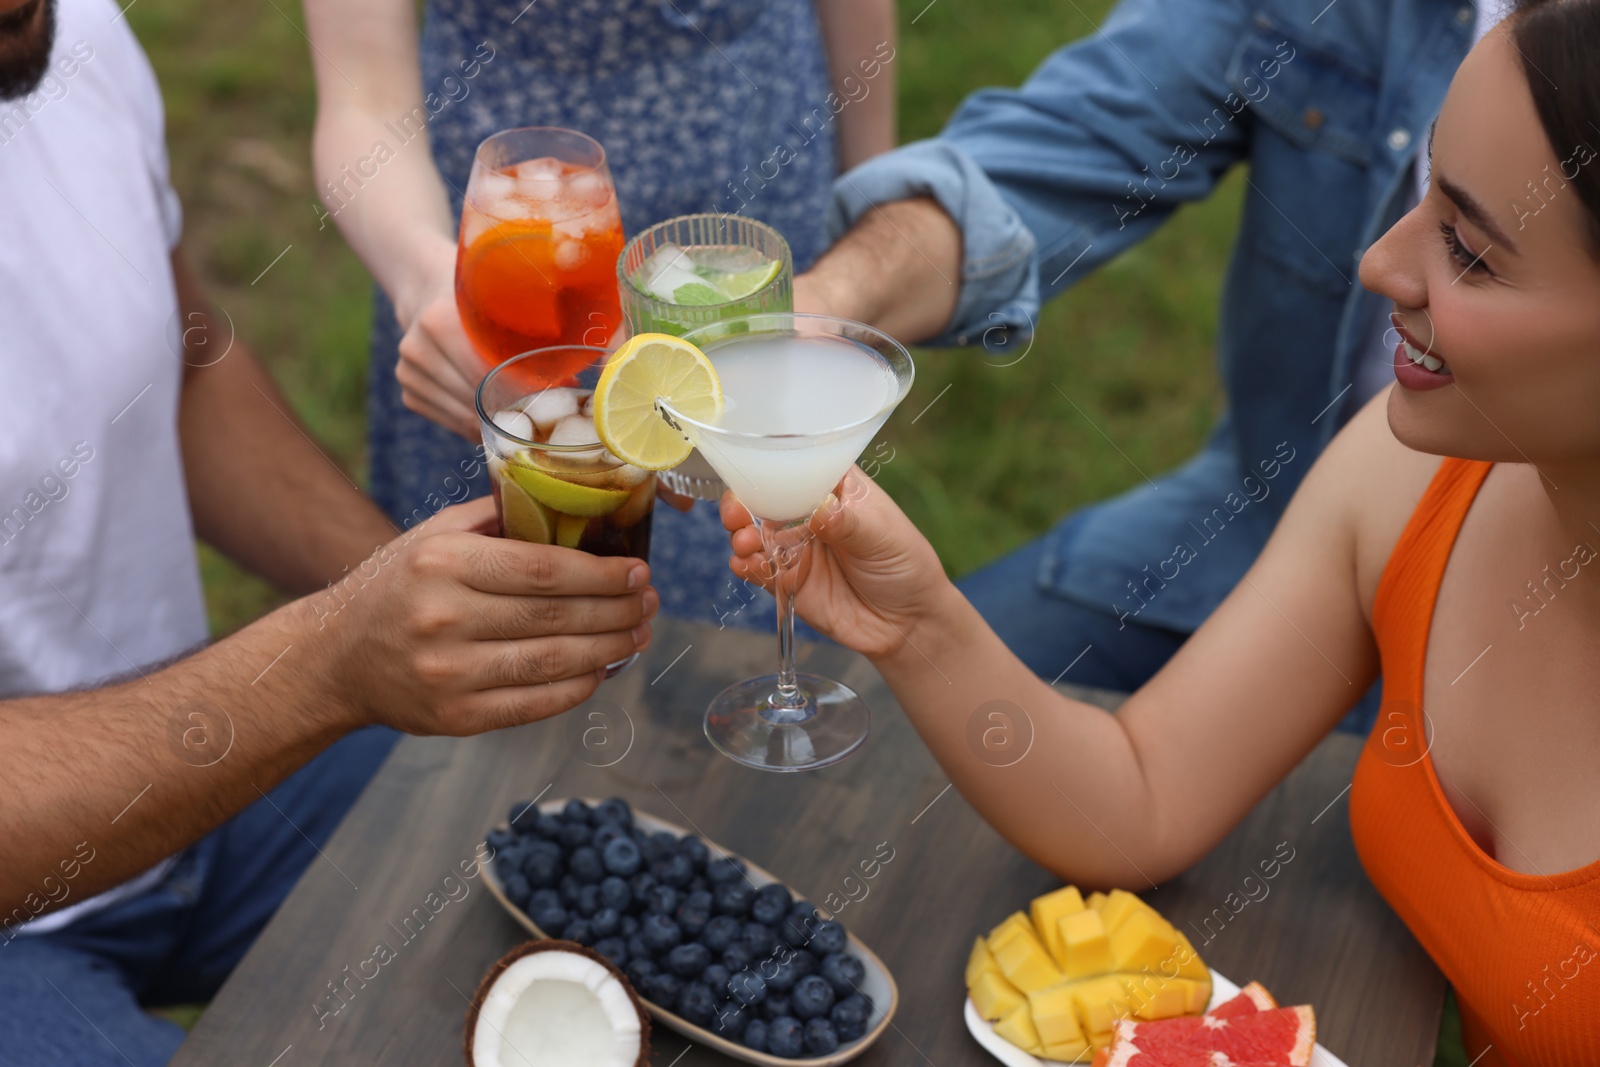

{"left": 480, "top": 798, "right": 898, "bottom": 1066}
{"left": 963, "top": 970, "right": 1349, "bottom": 1067}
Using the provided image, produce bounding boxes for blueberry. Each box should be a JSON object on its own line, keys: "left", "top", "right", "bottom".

{"left": 493, "top": 842, "right": 527, "bottom": 881}
{"left": 561, "top": 917, "right": 593, "bottom": 944}
{"left": 559, "top": 820, "right": 591, "bottom": 850}
{"left": 624, "top": 957, "right": 656, "bottom": 987}
{"left": 659, "top": 852, "right": 695, "bottom": 888}
{"left": 532, "top": 904, "right": 568, "bottom": 931}
{"left": 643, "top": 884, "right": 680, "bottom": 916}
{"left": 641, "top": 971, "right": 682, "bottom": 1005}
{"left": 809, "top": 920, "right": 847, "bottom": 956}
{"left": 751, "top": 884, "right": 791, "bottom": 925}
{"left": 791, "top": 975, "right": 835, "bottom": 1020}
{"left": 591, "top": 823, "right": 627, "bottom": 852}
{"left": 528, "top": 888, "right": 561, "bottom": 914}
{"left": 522, "top": 845, "right": 563, "bottom": 889}
{"left": 501, "top": 871, "right": 531, "bottom": 907}
{"left": 676, "top": 836, "right": 710, "bottom": 871}
{"left": 665, "top": 941, "right": 711, "bottom": 978}
{"left": 602, "top": 836, "right": 643, "bottom": 878}
{"left": 766, "top": 950, "right": 814, "bottom": 992}
{"left": 675, "top": 889, "right": 713, "bottom": 935}
{"left": 562, "top": 798, "right": 593, "bottom": 824}
{"left": 532, "top": 813, "right": 564, "bottom": 840}
{"left": 640, "top": 913, "right": 682, "bottom": 954}
{"left": 728, "top": 970, "right": 767, "bottom": 1006}
{"left": 721, "top": 943, "right": 755, "bottom": 970}
{"left": 780, "top": 909, "right": 817, "bottom": 948}
{"left": 508, "top": 802, "right": 541, "bottom": 832}
{"left": 620, "top": 914, "right": 640, "bottom": 937}
{"left": 590, "top": 907, "right": 621, "bottom": 938}
{"left": 712, "top": 1001, "right": 750, "bottom": 1038}
{"left": 593, "top": 937, "right": 628, "bottom": 966}
{"left": 688, "top": 876, "right": 710, "bottom": 894}
{"left": 646, "top": 830, "right": 679, "bottom": 862}
{"left": 714, "top": 881, "right": 755, "bottom": 917}
{"left": 577, "top": 884, "right": 601, "bottom": 917}
{"left": 742, "top": 1019, "right": 770, "bottom": 1051}
{"left": 763, "top": 995, "right": 792, "bottom": 1021}
{"left": 803, "top": 1018, "right": 840, "bottom": 1055}
{"left": 595, "top": 797, "right": 633, "bottom": 826}
{"left": 819, "top": 952, "right": 864, "bottom": 996}
{"left": 558, "top": 876, "right": 582, "bottom": 906}
{"left": 569, "top": 846, "right": 604, "bottom": 884}
{"left": 629, "top": 871, "right": 657, "bottom": 900}
{"left": 486, "top": 827, "right": 516, "bottom": 852}
{"left": 699, "top": 915, "right": 742, "bottom": 954}
{"left": 598, "top": 876, "right": 632, "bottom": 913}
{"left": 830, "top": 993, "right": 871, "bottom": 1040}
{"left": 740, "top": 921, "right": 776, "bottom": 957}
{"left": 706, "top": 856, "right": 745, "bottom": 885}
{"left": 675, "top": 981, "right": 716, "bottom": 1026}
{"left": 701, "top": 963, "right": 731, "bottom": 993}
{"left": 626, "top": 934, "right": 650, "bottom": 961}
{"left": 765, "top": 1016, "right": 804, "bottom": 1057}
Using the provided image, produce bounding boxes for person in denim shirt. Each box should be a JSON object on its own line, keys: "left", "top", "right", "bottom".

{"left": 796, "top": 0, "right": 1502, "bottom": 727}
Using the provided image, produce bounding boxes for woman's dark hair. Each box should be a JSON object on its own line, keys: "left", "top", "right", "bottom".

{"left": 1511, "top": 0, "right": 1600, "bottom": 250}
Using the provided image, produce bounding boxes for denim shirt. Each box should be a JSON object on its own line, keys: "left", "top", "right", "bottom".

{"left": 829, "top": 0, "right": 1476, "bottom": 632}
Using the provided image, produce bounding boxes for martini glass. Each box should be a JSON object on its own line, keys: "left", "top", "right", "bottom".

{"left": 661, "top": 313, "right": 914, "bottom": 771}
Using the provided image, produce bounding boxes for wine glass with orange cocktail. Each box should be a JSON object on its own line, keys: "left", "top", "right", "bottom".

{"left": 456, "top": 127, "right": 625, "bottom": 385}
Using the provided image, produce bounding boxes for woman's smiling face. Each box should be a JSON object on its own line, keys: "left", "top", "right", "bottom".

{"left": 1360, "top": 25, "right": 1600, "bottom": 465}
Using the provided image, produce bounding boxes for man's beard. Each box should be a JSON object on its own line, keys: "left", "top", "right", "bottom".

{"left": 0, "top": 0, "right": 56, "bottom": 102}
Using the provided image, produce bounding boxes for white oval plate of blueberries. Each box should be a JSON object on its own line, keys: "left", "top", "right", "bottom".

{"left": 480, "top": 796, "right": 899, "bottom": 1065}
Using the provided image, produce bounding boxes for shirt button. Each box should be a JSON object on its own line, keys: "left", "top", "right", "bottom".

{"left": 1302, "top": 107, "right": 1325, "bottom": 130}
{"left": 1387, "top": 127, "right": 1412, "bottom": 151}
{"left": 1457, "top": 5, "right": 1473, "bottom": 22}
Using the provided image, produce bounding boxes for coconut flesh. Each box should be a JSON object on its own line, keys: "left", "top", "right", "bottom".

{"left": 466, "top": 941, "right": 648, "bottom": 1067}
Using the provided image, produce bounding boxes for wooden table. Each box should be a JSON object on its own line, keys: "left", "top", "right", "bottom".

{"left": 173, "top": 618, "right": 1444, "bottom": 1067}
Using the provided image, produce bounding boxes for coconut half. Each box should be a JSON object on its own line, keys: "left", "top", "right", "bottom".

{"left": 465, "top": 941, "right": 650, "bottom": 1067}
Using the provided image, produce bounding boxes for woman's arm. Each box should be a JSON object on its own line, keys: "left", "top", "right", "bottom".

{"left": 726, "top": 404, "right": 1396, "bottom": 887}
{"left": 814, "top": 0, "right": 897, "bottom": 171}
{"left": 303, "top": 0, "right": 483, "bottom": 437}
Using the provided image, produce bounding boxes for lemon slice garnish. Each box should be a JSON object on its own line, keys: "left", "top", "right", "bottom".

{"left": 593, "top": 333, "right": 723, "bottom": 470}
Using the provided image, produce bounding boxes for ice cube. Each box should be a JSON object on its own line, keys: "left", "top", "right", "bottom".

{"left": 547, "top": 414, "right": 599, "bottom": 447}
{"left": 612, "top": 464, "right": 652, "bottom": 488}
{"left": 554, "top": 239, "right": 589, "bottom": 272}
{"left": 515, "top": 157, "right": 564, "bottom": 184}
{"left": 492, "top": 408, "right": 535, "bottom": 441}
{"left": 578, "top": 390, "right": 595, "bottom": 416}
{"left": 523, "top": 387, "right": 580, "bottom": 434}
{"left": 567, "top": 171, "right": 610, "bottom": 210}
{"left": 474, "top": 169, "right": 518, "bottom": 203}
{"left": 638, "top": 244, "right": 703, "bottom": 303}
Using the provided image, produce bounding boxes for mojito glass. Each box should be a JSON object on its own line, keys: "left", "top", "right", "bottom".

{"left": 617, "top": 213, "right": 792, "bottom": 497}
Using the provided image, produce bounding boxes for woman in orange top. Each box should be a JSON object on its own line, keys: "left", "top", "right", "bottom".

{"left": 720, "top": 1, "right": 1600, "bottom": 1063}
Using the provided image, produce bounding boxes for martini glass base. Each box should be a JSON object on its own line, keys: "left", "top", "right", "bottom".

{"left": 704, "top": 673, "right": 870, "bottom": 771}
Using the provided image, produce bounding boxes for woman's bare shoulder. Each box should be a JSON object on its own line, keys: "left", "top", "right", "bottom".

{"left": 1316, "top": 388, "right": 1445, "bottom": 615}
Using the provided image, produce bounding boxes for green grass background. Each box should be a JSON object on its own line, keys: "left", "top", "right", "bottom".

{"left": 127, "top": 1, "right": 1460, "bottom": 1059}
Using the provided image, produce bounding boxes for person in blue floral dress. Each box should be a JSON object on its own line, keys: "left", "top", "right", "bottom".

{"left": 305, "top": 0, "right": 895, "bottom": 630}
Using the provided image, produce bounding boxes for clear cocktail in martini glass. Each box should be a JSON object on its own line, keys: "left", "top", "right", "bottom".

{"left": 661, "top": 313, "right": 914, "bottom": 771}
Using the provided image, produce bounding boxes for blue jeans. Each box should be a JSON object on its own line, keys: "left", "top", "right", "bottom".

{"left": 0, "top": 727, "right": 397, "bottom": 1066}
{"left": 957, "top": 517, "right": 1379, "bottom": 733}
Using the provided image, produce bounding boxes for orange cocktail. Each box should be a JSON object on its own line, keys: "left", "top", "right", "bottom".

{"left": 456, "top": 127, "right": 624, "bottom": 385}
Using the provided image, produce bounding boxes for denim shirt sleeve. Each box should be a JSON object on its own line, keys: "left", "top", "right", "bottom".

{"left": 828, "top": 0, "right": 1259, "bottom": 350}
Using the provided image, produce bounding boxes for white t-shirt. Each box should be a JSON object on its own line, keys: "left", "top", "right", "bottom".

{"left": 1, "top": 0, "right": 208, "bottom": 929}
{"left": 1351, "top": 0, "right": 1508, "bottom": 404}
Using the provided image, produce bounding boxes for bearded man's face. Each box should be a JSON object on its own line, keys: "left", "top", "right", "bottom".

{"left": 0, "top": 0, "right": 56, "bottom": 101}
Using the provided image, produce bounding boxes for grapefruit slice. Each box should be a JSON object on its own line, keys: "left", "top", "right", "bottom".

{"left": 1205, "top": 982, "right": 1277, "bottom": 1020}
{"left": 1102, "top": 1005, "right": 1314, "bottom": 1067}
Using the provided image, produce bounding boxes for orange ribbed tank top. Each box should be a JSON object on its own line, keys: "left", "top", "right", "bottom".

{"left": 1350, "top": 458, "right": 1600, "bottom": 1067}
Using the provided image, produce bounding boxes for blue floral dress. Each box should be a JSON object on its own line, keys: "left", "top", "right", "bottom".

{"left": 367, "top": 0, "right": 836, "bottom": 631}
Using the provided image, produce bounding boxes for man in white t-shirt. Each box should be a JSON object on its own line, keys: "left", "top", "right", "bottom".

{"left": 0, "top": 1, "right": 659, "bottom": 1061}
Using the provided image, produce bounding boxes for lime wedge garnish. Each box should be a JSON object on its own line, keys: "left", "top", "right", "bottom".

{"left": 712, "top": 258, "right": 782, "bottom": 301}
{"left": 503, "top": 461, "right": 631, "bottom": 517}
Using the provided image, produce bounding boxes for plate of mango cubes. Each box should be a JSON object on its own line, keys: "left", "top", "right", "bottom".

{"left": 962, "top": 886, "right": 1348, "bottom": 1066}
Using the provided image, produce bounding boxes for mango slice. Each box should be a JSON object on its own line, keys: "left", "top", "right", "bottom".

{"left": 992, "top": 924, "right": 1064, "bottom": 993}
{"left": 970, "top": 969, "right": 1026, "bottom": 1022}
{"left": 1057, "top": 908, "right": 1113, "bottom": 979}
{"left": 1030, "top": 885, "right": 1085, "bottom": 966}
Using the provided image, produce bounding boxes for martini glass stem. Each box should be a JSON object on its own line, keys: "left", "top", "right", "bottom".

{"left": 758, "top": 517, "right": 810, "bottom": 720}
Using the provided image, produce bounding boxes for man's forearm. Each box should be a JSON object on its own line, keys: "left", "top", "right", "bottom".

{"left": 174, "top": 251, "right": 398, "bottom": 595}
{"left": 0, "top": 598, "right": 352, "bottom": 919}
{"left": 795, "top": 196, "right": 961, "bottom": 344}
